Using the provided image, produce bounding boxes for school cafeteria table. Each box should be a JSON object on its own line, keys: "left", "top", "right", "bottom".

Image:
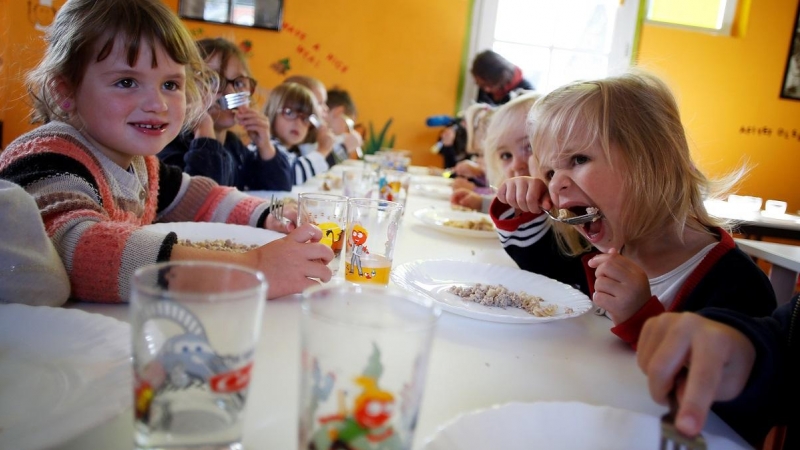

{"left": 44, "top": 168, "right": 752, "bottom": 449}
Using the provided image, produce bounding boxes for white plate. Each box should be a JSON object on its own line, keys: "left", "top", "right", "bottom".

{"left": 413, "top": 207, "right": 497, "bottom": 239}
{"left": 144, "top": 222, "right": 284, "bottom": 247}
{"left": 421, "top": 402, "right": 749, "bottom": 450}
{"left": 0, "top": 304, "right": 131, "bottom": 450}
{"left": 391, "top": 260, "right": 592, "bottom": 323}
{"left": 413, "top": 183, "right": 452, "bottom": 200}
{"left": 410, "top": 174, "right": 454, "bottom": 186}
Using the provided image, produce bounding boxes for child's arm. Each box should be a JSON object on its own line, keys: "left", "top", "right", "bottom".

{"left": 234, "top": 106, "right": 276, "bottom": 161}
{"left": 170, "top": 223, "right": 333, "bottom": 299}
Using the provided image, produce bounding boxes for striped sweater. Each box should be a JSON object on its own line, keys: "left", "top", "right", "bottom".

{"left": 0, "top": 121, "right": 271, "bottom": 303}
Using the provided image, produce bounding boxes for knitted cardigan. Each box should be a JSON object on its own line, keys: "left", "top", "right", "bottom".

{"left": 0, "top": 121, "right": 271, "bottom": 303}
{"left": 489, "top": 199, "right": 778, "bottom": 347}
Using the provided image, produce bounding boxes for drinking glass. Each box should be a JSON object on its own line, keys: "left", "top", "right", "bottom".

{"left": 344, "top": 198, "right": 404, "bottom": 285}
{"left": 130, "top": 261, "right": 267, "bottom": 449}
{"left": 297, "top": 193, "right": 349, "bottom": 276}
{"left": 342, "top": 168, "right": 378, "bottom": 199}
{"left": 298, "top": 284, "right": 440, "bottom": 450}
{"left": 377, "top": 169, "right": 411, "bottom": 210}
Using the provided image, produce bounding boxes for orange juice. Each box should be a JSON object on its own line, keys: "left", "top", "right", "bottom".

{"left": 344, "top": 254, "right": 391, "bottom": 285}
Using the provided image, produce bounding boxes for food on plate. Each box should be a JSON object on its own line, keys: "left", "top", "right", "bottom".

{"left": 177, "top": 238, "right": 257, "bottom": 253}
{"left": 450, "top": 204, "right": 473, "bottom": 212}
{"left": 448, "top": 283, "right": 572, "bottom": 317}
{"left": 442, "top": 217, "right": 494, "bottom": 231}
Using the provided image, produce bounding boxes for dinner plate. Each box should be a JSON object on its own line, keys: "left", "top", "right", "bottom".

{"left": 413, "top": 207, "right": 497, "bottom": 239}
{"left": 421, "top": 402, "right": 749, "bottom": 450}
{"left": 0, "top": 304, "right": 131, "bottom": 450}
{"left": 391, "top": 260, "right": 592, "bottom": 323}
{"left": 413, "top": 183, "right": 452, "bottom": 200}
{"left": 144, "top": 221, "right": 284, "bottom": 247}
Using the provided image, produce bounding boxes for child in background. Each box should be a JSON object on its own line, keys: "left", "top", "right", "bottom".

{"left": 0, "top": 0, "right": 332, "bottom": 303}
{"left": 158, "top": 38, "right": 292, "bottom": 191}
{"left": 326, "top": 87, "right": 363, "bottom": 159}
{"left": 493, "top": 71, "right": 776, "bottom": 346}
{"left": 159, "top": 37, "right": 290, "bottom": 191}
{"left": 449, "top": 102, "right": 500, "bottom": 213}
{"left": 264, "top": 82, "right": 331, "bottom": 185}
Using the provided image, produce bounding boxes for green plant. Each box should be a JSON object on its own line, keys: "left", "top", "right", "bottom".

{"left": 363, "top": 118, "right": 395, "bottom": 155}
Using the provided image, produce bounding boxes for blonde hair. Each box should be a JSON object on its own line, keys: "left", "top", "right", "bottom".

{"left": 462, "top": 103, "right": 494, "bottom": 157}
{"left": 529, "top": 70, "right": 740, "bottom": 255}
{"left": 483, "top": 91, "right": 540, "bottom": 187}
{"left": 27, "top": 0, "right": 214, "bottom": 130}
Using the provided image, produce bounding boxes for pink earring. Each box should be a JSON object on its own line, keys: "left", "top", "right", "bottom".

{"left": 62, "top": 101, "right": 71, "bottom": 110}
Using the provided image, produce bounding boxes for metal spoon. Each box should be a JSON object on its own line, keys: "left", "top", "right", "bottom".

{"left": 542, "top": 209, "right": 603, "bottom": 225}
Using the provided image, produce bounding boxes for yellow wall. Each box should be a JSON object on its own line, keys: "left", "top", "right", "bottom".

{"left": 1, "top": 0, "right": 469, "bottom": 167}
{"left": 637, "top": 0, "right": 800, "bottom": 211}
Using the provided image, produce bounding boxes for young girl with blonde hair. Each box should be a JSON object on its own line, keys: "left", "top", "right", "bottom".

{"left": 0, "top": 0, "right": 332, "bottom": 303}
{"left": 493, "top": 71, "right": 775, "bottom": 346}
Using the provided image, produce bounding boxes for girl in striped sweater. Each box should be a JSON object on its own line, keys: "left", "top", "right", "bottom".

{"left": 0, "top": 0, "right": 333, "bottom": 303}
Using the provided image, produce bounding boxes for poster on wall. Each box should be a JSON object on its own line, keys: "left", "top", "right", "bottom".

{"left": 780, "top": 2, "right": 800, "bottom": 100}
{"left": 179, "top": 0, "right": 283, "bottom": 31}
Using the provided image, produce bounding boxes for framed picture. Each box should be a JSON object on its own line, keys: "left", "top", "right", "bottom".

{"left": 780, "top": 2, "right": 800, "bottom": 100}
{"left": 179, "top": 0, "right": 283, "bottom": 31}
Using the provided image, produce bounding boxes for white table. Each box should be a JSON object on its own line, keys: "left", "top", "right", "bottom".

{"left": 58, "top": 170, "right": 752, "bottom": 449}
{"left": 736, "top": 238, "right": 800, "bottom": 305}
{"left": 706, "top": 199, "right": 800, "bottom": 241}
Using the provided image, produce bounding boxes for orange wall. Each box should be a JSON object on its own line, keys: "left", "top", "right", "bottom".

{"left": 637, "top": 0, "right": 800, "bottom": 212}
{"left": 1, "top": 0, "right": 470, "bottom": 167}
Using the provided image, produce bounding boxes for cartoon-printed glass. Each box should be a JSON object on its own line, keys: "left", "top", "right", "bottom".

{"left": 297, "top": 193, "right": 349, "bottom": 276}
{"left": 130, "top": 261, "right": 266, "bottom": 449}
{"left": 299, "top": 284, "right": 440, "bottom": 450}
{"left": 344, "top": 198, "right": 404, "bottom": 285}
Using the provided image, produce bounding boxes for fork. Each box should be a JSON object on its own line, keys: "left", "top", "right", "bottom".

{"left": 218, "top": 92, "right": 251, "bottom": 110}
{"left": 269, "top": 195, "right": 291, "bottom": 226}
{"left": 660, "top": 390, "right": 707, "bottom": 450}
{"left": 542, "top": 208, "right": 603, "bottom": 225}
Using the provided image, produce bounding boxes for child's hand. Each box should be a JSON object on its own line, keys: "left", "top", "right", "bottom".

{"left": 637, "top": 312, "right": 756, "bottom": 437}
{"left": 193, "top": 112, "right": 216, "bottom": 139}
{"left": 453, "top": 159, "right": 483, "bottom": 178}
{"left": 451, "top": 177, "right": 476, "bottom": 191}
{"left": 342, "top": 130, "right": 362, "bottom": 154}
{"left": 264, "top": 201, "right": 298, "bottom": 233}
{"left": 586, "top": 248, "right": 651, "bottom": 324}
{"left": 235, "top": 106, "right": 274, "bottom": 159}
{"left": 253, "top": 223, "right": 334, "bottom": 298}
{"left": 450, "top": 188, "right": 482, "bottom": 211}
{"left": 315, "top": 123, "right": 336, "bottom": 157}
{"left": 495, "top": 176, "right": 551, "bottom": 214}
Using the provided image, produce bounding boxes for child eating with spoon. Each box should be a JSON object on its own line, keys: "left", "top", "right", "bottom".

{"left": 492, "top": 71, "right": 776, "bottom": 347}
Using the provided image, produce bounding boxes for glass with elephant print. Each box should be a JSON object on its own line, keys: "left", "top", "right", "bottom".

{"left": 297, "top": 193, "right": 349, "bottom": 277}
{"left": 130, "top": 261, "right": 267, "bottom": 449}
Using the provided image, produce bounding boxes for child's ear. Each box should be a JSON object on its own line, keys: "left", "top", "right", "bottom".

{"left": 52, "top": 76, "right": 75, "bottom": 111}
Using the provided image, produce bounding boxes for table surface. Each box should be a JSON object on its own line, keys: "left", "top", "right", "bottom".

{"left": 55, "top": 165, "right": 751, "bottom": 449}
{"left": 735, "top": 238, "right": 800, "bottom": 272}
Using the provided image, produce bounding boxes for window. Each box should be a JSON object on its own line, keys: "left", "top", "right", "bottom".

{"left": 462, "top": 0, "right": 641, "bottom": 108}
{"left": 646, "top": 0, "right": 739, "bottom": 35}
{"left": 179, "top": 0, "right": 283, "bottom": 30}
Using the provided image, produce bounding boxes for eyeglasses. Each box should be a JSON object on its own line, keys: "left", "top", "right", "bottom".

{"left": 215, "top": 75, "right": 257, "bottom": 94}
{"left": 281, "top": 107, "right": 318, "bottom": 126}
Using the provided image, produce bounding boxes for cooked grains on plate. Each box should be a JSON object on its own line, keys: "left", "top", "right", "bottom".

{"left": 448, "top": 283, "right": 572, "bottom": 317}
{"left": 177, "top": 238, "right": 257, "bottom": 253}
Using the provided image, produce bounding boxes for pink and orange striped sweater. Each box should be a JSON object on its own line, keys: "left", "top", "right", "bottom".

{"left": 0, "top": 121, "right": 272, "bottom": 303}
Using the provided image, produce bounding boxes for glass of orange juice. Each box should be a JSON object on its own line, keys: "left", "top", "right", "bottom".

{"left": 344, "top": 198, "right": 404, "bottom": 285}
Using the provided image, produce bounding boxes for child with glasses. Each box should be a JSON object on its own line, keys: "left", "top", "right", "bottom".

{"left": 159, "top": 37, "right": 292, "bottom": 191}
{"left": 264, "top": 82, "right": 333, "bottom": 186}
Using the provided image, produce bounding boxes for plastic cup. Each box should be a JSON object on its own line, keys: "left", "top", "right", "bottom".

{"left": 343, "top": 168, "right": 378, "bottom": 199}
